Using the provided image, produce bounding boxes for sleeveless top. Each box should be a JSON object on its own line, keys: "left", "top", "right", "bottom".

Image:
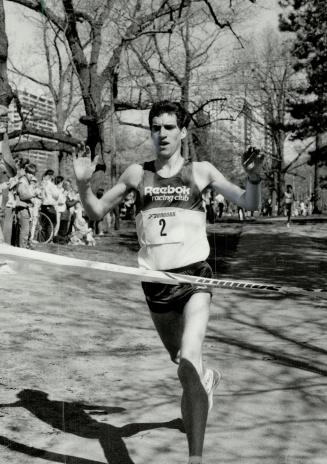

{"left": 285, "top": 191, "right": 294, "bottom": 204}
{"left": 135, "top": 160, "right": 210, "bottom": 270}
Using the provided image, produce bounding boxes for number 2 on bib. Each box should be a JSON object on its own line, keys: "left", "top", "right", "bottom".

{"left": 141, "top": 209, "right": 184, "bottom": 245}
{"left": 159, "top": 218, "right": 167, "bottom": 236}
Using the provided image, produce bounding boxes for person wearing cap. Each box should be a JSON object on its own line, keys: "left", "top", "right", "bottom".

{"left": 16, "top": 163, "right": 38, "bottom": 248}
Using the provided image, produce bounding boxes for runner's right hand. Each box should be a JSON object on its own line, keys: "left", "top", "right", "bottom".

{"left": 73, "top": 144, "right": 99, "bottom": 184}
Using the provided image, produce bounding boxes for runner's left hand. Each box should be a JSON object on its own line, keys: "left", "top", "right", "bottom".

{"left": 242, "top": 146, "right": 264, "bottom": 176}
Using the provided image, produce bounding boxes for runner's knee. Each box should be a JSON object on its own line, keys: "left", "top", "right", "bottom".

{"left": 180, "top": 334, "right": 203, "bottom": 370}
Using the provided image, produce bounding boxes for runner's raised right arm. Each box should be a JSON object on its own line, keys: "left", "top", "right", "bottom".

{"left": 73, "top": 149, "right": 142, "bottom": 220}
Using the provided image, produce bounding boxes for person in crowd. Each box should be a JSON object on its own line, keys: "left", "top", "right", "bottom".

{"left": 300, "top": 200, "right": 307, "bottom": 216}
{"left": 3, "top": 158, "right": 30, "bottom": 245}
{"left": 90, "top": 188, "right": 105, "bottom": 236}
{"left": 29, "top": 176, "right": 43, "bottom": 243}
{"left": 16, "top": 163, "right": 38, "bottom": 248}
{"left": 62, "top": 179, "right": 80, "bottom": 238}
{"left": 123, "top": 190, "right": 136, "bottom": 220}
{"left": 70, "top": 200, "right": 96, "bottom": 246}
{"left": 214, "top": 192, "right": 225, "bottom": 219}
{"left": 53, "top": 175, "right": 67, "bottom": 238}
{"left": 0, "top": 169, "right": 7, "bottom": 242}
{"left": 202, "top": 187, "right": 215, "bottom": 224}
{"left": 41, "top": 169, "right": 59, "bottom": 240}
{"left": 266, "top": 198, "right": 273, "bottom": 216}
{"left": 262, "top": 197, "right": 273, "bottom": 217}
{"left": 284, "top": 184, "right": 295, "bottom": 228}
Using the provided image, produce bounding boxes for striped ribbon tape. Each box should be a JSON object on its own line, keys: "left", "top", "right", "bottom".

{"left": 0, "top": 244, "right": 326, "bottom": 300}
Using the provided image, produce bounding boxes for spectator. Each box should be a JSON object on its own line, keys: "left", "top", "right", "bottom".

{"left": 124, "top": 190, "right": 136, "bottom": 220}
{"left": 62, "top": 179, "right": 79, "bottom": 237}
{"left": 0, "top": 170, "right": 7, "bottom": 242}
{"left": 3, "top": 158, "right": 30, "bottom": 245}
{"left": 214, "top": 192, "right": 225, "bottom": 219}
{"left": 29, "top": 176, "right": 43, "bottom": 243}
{"left": 41, "top": 169, "right": 59, "bottom": 240}
{"left": 16, "top": 163, "right": 37, "bottom": 248}
{"left": 53, "top": 175, "right": 67, "bottom": 238}
{"left": 202, "top": 187, "right": 215, "bottom": 224}
{"left": 90, "top": 188, "right": 105, "bottom": 236}
{"left": 284, "top": 184, "right": 295, "bottom": 228}
{"left": 70, "top": 200, "right": 95, "bottom": 246}
{"left": 300, "top": 200, "right": 307, "bottom": 216}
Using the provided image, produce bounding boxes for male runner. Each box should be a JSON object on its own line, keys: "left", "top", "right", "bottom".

{"left": 73, "top": 100, "right": 263, "bottom": 464}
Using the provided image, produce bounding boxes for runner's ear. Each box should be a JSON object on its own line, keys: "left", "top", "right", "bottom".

{"left": 180, "top": 127, "right": 187, "bottom": 140}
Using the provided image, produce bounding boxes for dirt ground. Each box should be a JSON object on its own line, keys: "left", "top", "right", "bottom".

{"left": 0, "top": 220, "right": 327, "bottom": 464}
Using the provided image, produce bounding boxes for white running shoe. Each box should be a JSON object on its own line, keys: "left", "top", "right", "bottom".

{"left": 202, "top": 368, "right": 222, "bottom": 412}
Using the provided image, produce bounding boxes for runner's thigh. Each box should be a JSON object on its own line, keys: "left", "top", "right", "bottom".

{"left": 150, "top": 309, "right": 184, "bottom": 362}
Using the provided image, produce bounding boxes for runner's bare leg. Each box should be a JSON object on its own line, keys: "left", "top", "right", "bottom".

{"left": 150, "top": 292, "right": 210, "bottom": 463}
{"left": 179, "top": 293, "right": 210, "bottom": 463}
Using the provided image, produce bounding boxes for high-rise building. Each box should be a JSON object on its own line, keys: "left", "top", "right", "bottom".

{"left": 8, "top": 90, "right": 58, "bottom": 175}
{"left": 207, "top": 96, "right": 274, "bottom": 156}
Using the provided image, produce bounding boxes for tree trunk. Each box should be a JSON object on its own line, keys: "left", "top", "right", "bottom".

{"left": 0, "top": 0, "right": 13, "bottom": 132}
{"left": 312, "top": 134, "right": 322, "bottom": 214}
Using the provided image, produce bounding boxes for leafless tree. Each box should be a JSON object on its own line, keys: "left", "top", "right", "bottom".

{"left": 5, "top": 0, "right": 260, "bottom": 184}
{"left": 232, "top": 30, "right": 298, "bottom": 212}
{"left": 6, "top": 1, "right": 196, "bottom": 182}
{"left": 124, "top": 1, "right": 255, "bottom": 160}
{"left": 0, "top": 0, "right": 13, "bottom": 131}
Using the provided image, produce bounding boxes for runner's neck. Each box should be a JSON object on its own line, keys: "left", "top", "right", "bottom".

{"left": 155, "top": 152, "right": 184, "bottom": 178}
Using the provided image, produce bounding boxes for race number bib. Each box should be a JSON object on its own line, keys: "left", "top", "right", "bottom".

{"left": 142, "top": 209, "right": 185, "bottom": 245}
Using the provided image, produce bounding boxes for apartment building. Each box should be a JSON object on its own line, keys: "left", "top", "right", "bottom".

{"left": 207, "top": 97, "right": 274, "bottom": 156}
{"left": 8, "top": 90, "right": 58, "bottom": 174}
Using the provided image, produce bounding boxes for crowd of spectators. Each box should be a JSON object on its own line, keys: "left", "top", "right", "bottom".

{"left": 3, "top": 157, "right": 317, "bottom": 246}
{"left": 202, "top": 186, "right": 317, "bottom": 224}
{"left": 0, "top": 159, "right": 113, "bottom": 249}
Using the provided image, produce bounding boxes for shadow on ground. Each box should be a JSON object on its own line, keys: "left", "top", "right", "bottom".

{"left": 0, "top": 390, "right": 184, "bottom": 464}
{"left": 207, "top": 226, "right": 327, "bottom": 291}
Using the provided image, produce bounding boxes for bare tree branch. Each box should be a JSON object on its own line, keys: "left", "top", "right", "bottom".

{"left": 10, "top": 139, "right": 75, "bottom": 153}
{"left": 202, "top": 0, "right": 244, "bottom": 47}
{"left": 8, "top": 59, "right": 49, "bottom": 87}
{"left": 8, "top": 125, "right": 80, "bottom": 145}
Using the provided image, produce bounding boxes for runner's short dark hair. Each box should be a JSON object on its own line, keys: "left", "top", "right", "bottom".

{"left": 149, "top": 100, "right": 191, "bottom": 130}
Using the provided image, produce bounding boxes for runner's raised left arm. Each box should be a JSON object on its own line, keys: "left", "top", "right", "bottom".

{"left": 195, "top": 147, "right": 263, "bottom": 211}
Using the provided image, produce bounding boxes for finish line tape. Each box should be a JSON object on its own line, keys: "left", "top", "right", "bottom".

{"left": 0, "top": 244, "right": 325, "bottom": 300}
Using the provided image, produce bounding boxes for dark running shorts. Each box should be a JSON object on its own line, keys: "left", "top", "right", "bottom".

{"left": 141, "top": 261, "right": 213, "bottom": 314}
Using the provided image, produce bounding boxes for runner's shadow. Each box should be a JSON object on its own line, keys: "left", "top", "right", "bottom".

{"left": 0, "top": 389, "right": 185, "bottom": 464}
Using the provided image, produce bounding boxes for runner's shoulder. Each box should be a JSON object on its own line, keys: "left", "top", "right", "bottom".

{"left": 120, "top": 163, "right": 143, "bottom": 189}
{"left": 192, "top": 161, "right": 221, "bottom": 184}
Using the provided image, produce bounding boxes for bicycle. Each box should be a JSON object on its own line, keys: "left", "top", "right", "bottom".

{"left": 34, "top": 211, "right": 54, "bottom": 244}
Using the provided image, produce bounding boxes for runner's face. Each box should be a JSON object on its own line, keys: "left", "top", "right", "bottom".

{"left": 151, "top": 113, "right": 187, "bottom": 158}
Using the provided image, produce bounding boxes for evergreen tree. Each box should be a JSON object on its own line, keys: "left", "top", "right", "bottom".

{"left": 279, "top": 0, "right": 327, "bottom": 211}
{"left": 279, "top": 0, "right": 327, "bottom": 143}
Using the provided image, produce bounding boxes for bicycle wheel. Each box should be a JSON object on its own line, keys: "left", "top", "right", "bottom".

{"left": 36, "top": 212, "right": 54, "bottom": 244}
